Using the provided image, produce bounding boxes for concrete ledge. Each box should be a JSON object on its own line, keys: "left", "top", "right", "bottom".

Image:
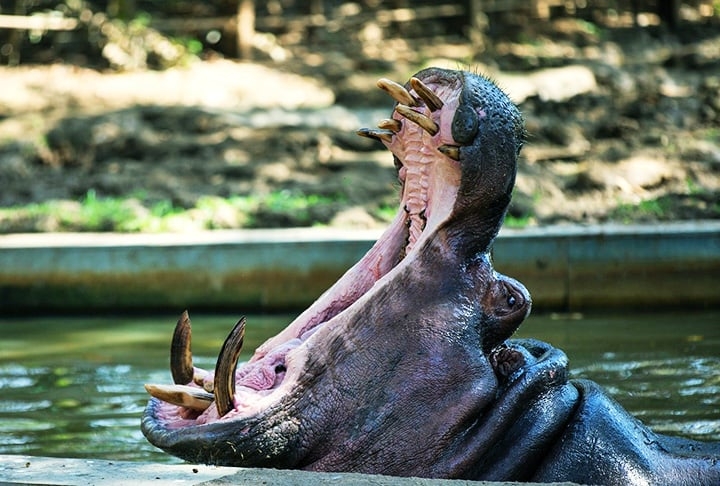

{"left": 493, "top": 221, "right": 720, "bottom": 309}
{"left": 0, "top": 454, "right": 578, "bottom": 485}
{"left": 0, "top": 222, "right": 718, "bottom": 313}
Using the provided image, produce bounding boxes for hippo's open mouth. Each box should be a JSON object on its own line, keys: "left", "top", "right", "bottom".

{"left": 142, "top": 68, "right": 532, "bottom": 472}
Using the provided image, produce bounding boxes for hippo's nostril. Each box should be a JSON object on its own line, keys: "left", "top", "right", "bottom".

{"left": 451, "top": 103, "right": 479, "bottom": 144}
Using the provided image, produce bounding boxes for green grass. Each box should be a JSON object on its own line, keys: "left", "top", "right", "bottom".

{"left": 78, "top": 189, "right": 139, "bottom": 230}
{"left": 254, "top": 191, "right": 340, "bottom": 215}
{"left": 0, "top": 189, "right": 347, "bottom": 233}
{"left": 504, "top": 214, "right": 533, "bottom": 228}
{"left": 1, "top": 189, "right": 539, "bottom": 233}
{"left": 611, "top": 198, "right": 670, "bottom": 223}
{"left": 702, "top": 127, "right": 720, "bottom": 142}
{"left": 0, "top": 190, "right": 149, "bottom": 232}
{"left": 610, "top": 181, "right": 720, "bottom": 224}
{"left": 213, "top": 191, "right": 346, "bottom": 228}
{"left": 373, "top": 203, "right": 398, "bottom": 223}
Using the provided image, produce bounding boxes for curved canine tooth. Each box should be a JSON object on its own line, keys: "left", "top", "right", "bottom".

{"left": 395, "top": 104, "right": 439, "bottom": 136}
{"left": 438, "top": 144, "right": 461, "bottom": 161}
{"left": 171, "top": 311, "right": 194, "bottom": 385}
{"left": 377, "top": 78, "right": 417, "bottom": 106}
{"left": 356, "top": 127, "right": 394, "bottom": 143}
{"left": 144, "top": 384, "right": 213, "bottom": 411}
{"left": 214, "top": 317, "right": 246, "bottom": 417}
{"left": 377, "top": 118, "right": 402, "bottom": 132}
{"left": 410, "top": 77, "right": 444, "bottom": 112}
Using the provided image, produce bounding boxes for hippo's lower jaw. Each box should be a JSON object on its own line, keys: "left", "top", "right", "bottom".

{"left": 142, "top": 67, "right": 531, "bottom": 471}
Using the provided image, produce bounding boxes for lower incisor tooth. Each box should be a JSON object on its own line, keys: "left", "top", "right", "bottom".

{"left": 145, "top": 383, "right": 213, "bottom": 411}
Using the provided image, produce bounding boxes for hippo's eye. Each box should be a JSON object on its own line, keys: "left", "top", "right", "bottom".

{"left": 507, "top": 295, "right": 516, "bottom": 307}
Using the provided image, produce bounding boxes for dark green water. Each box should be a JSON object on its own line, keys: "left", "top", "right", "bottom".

{"left": 0, "top": 311, "right": 718, "bottom": 463}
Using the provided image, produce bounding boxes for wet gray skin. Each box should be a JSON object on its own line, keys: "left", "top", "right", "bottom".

{"left": 142, "top": 67, "right": 533, "bottom": 474}
{"left": 142, "top": 68, "right": 720, "bottom": 484}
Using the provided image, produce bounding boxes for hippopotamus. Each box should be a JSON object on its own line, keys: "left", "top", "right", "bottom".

{"left": 142, "top": 68, "right": 720, "bottom": 485}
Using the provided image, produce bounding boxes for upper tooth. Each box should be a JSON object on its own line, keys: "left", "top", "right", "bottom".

{"left": 377, "top": 118, "right": 402, "bottom": 132}
{"left": 410, "top": 77, "right": 444, "bottom": 112}
{"left": 438, "top": 144, "right": 460, "bottom": 161}
{"left": 376, "top": 78, "right": 417, "bottom": 106}
{"left": 356, "top": 127, "right": 394, "bottom": 143}
{"left": 395, "top": 104, "right": 439, "bottom": 136}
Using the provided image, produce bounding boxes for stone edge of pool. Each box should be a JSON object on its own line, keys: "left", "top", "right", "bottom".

{"left": 0, "top": 221, "right": 718, "bottom": 313}
{"left": 0, "top": 454, "right": 582, "bottom": 486}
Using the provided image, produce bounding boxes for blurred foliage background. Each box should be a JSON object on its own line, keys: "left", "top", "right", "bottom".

{"left": 2, "top": 1, "right": 718, "bottom": 69}
{"left": 0, "top": 1, "right": 718, "bottom": 232}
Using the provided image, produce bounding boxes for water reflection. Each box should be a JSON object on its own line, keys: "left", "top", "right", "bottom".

{"left": 0, "top": 311, "right": 718, "bottom": 462}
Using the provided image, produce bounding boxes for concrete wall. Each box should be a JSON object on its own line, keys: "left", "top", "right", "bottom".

{"left": 1, "top": 222, "right": 718, "bottom": 313}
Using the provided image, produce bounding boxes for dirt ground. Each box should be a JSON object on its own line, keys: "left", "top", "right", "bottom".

{"left": 1, "top": 19, "right": 719, "bottom": 232}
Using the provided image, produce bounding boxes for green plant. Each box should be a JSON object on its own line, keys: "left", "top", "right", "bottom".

{"left": 76, "top": 190, "right": 128, "bottom": 229}
{"left": 702, "top": 127, "right": 719, "bottom": 142}
{"left": 576, "top": 19, "right": 603, "bottom": 37}
{"left": 373, "top": 203, "right": 398, "bottom": 223}
{"left": 149, "top": 199, "right": 182, "bottom": 218}
{"left": 611, "top": 198, "right": 670, "bottom": 223}
{"left": 0, "top": 189, "right": 356, "bottom": 233}
{"left": 686, "top": 177, "right": 702, "bottom": 195}
{"left": 504, "top": 214, "right": 532, "bottom": 228}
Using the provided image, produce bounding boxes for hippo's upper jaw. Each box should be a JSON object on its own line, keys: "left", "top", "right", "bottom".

{"left": 142, "top": 68, "right": 531, "bottom": 473}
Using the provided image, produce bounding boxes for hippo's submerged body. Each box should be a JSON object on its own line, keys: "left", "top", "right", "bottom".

{"left": 142, "top": 68, "right": 719, "bottom": 485}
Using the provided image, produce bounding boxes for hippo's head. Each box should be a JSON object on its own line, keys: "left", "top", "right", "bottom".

{"left": 142, "top": 68, "right": 537, "bottom": 476}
